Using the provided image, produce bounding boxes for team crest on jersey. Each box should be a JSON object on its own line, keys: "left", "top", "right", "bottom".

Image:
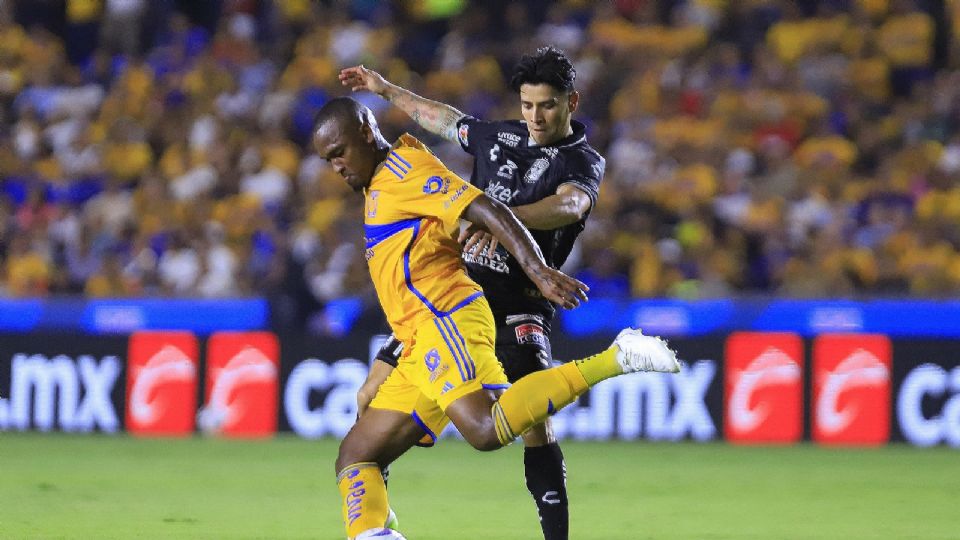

{"left": 366, "top": 190, "right": 379, "bottom": 217}
{"left": 497, "top": 132, "right": 522, "bottom": 147}
{"left": 591, "top": 162, "right": 605, "bottom": 179}
{"left": 458, "top": 124, "right": 469, "bottom": 146}
{"left": 524, "top": 157, "right": 550, "bottom": 184}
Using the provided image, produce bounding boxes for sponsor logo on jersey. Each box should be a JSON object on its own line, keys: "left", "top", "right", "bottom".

{"left": 443, "top": 184, "right": 469, "bottom": 209}
{"left": 422, "top": 175, "right": 444, "bottom": 194}
{"left": 199, "top": 332, "right": 279, "bottom": 438}
{"left": 458, "top": 124, "right": 469, "bottom": 146}
{"left": 515, "top": 322, "right": 547, "bottom": 347}
{"left": 813, "top": 334, "right": 890, "bottom": 445}
{"left": 424, "top": 349, "right": 450, "bottom": 383}
{"left": 424, "top": 349, "right": 441, "bottom": 371}
{"left": 463, "top": 248, "right": 510, "bottom": 273}
{"left": 524, "top": 157, "right": 550, "bottom": 184}
{"left": 497, "top": 159, "right": 519, "bottom": 179}
{"left": 485, "top": 180, "right": 519, "bottom": 204}
{"left": 127, "top": 331, "right": 199, "bottom": 436}
{"left": 725, "top": 332, "right": 803, "bottom": 444}
{"left": 498, "top": 131, "right": 522, "bottom": 147}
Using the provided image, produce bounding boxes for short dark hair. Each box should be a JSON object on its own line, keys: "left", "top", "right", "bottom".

{"left": 509, "top": 46, "right": 576, "bottom": 93}
{"left": 313, "top": 96, "right": 365, "bottom": 131}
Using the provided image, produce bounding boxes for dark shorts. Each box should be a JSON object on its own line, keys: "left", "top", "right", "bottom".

{"left": 495, "top": 314, "right": 553, "bottom": 383}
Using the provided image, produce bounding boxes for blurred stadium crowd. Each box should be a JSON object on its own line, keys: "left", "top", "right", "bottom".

{"left": 2, "top": 0, "right": 960, "bottom": 328}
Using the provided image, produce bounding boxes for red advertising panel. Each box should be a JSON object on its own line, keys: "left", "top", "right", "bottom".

{"left": 201, "top": 332, "right": 279, "bottom": 438}
{"left": 725, "top": 332, "right": 803, "bottom": 444}
{"left": 126, "top": 331, "right": 198, "bottom": 436}
{"left": 813, "top": 333, "right": 891, "bottom": 446}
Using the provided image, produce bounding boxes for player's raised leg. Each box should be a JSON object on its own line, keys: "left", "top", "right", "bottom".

{"left": 448, "top": 327, "right": 680, "bottom": 449}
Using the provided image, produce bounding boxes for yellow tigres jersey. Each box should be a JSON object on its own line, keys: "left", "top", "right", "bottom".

{"left": 364, "top": 134, "right": 484, "bottom": 344}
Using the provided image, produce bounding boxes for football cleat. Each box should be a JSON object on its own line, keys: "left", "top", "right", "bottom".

{"left": 384, "top": 508, "right": 399, "bottom": 531}
{"left": 355, "top": 527, "right": 406, "bottom": 539}
{"left": 613, "top": 328, "right": 680, "bottom": 374}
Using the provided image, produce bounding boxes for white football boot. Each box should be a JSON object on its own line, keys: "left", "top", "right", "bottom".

{"left": 384, "top": 508, "right": 399, "bottom": 531}
{"left": 613, "top": 328, "right": 680, "bottom": 373}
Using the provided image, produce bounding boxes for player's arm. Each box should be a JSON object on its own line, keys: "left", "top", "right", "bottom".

{"left": 459, "top": 183, "right": 592, "bottom": 255}
{"left": 512, "top": 183, "right": 593, "bottom": 230}
{"left": 461, "top": 195, "right": 589, "bottom": 309}
{"left": 340, "top": 65, "right": 464, "bottom": 142}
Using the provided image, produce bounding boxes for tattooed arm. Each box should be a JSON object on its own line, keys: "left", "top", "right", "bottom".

{"left": 339, "top": 65, "right": 465, "bottom": 142}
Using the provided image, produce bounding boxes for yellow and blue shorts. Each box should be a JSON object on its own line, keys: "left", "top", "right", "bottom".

{"left": 369, "top": 296, "right": 509, "bottom": 446}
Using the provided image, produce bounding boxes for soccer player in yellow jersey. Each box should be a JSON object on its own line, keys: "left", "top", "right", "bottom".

{"left": 315, "top": 97, "right": 680, "bottom": 540}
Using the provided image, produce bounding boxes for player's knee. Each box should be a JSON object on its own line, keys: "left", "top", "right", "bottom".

{"left": 462, "top": 426, "right": 504, "bottom": 452}
{"left": 335, "top": 436, "right": 369, "bottom": 473}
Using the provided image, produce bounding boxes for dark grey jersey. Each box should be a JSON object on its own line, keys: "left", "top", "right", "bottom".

{"left": 456, "top": 116, "right": 605, "bottom": 320}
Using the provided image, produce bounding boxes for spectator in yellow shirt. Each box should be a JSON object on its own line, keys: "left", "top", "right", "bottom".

{"left": 877, "top": 0, "right": 934, "bottom": 96}
{"left": 6, "top": 235, "right": 50, "bottom": 297}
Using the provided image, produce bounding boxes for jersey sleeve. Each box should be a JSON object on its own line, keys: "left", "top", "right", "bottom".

{"left": 455, "top": 116, "right": 499, "bottom": 157}
{"left": 560, "top": 151, "right": 605, "bottom": 210}
{"left": 390, "top": 146, "right": 484, "bottom": 225}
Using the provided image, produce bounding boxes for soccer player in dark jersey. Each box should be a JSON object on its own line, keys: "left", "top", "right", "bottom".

{"left": 341, "top": 46, "right": 604, "bottom": 540}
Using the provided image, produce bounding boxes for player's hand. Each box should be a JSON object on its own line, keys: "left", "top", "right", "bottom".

{"left": 529, "top": 264, "right": 589, "bottom": 310}
{"left": 459, "top": 224, "right": 499, "bottom": 258}
{"left": 339, "top": 65, "right": 389, "bottom": 96}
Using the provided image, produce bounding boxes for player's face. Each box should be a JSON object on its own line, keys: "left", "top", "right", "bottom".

{"left": 519, "top": 83, "right": 579, "bottom": 145}
{"left": 313, "top": 122, "right": 376, "bottom": 192}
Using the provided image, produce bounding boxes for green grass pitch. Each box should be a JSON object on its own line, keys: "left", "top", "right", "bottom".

{"left": 1, "top": 433, "right": 957, "bottom": 539}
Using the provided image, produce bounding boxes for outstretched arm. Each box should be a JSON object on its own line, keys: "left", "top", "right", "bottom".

{"left": 340, "top": 65, "right": 464, "bottom": 142}
{"left": 461, "top": 195, "right": 589, "bottom": 309}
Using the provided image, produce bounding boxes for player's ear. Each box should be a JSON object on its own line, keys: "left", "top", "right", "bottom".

{"left": 361, "top": 122, "right": 374, "bottom": 143}
{"left": 568, "top": 90, "right": 580, "bottom": 114}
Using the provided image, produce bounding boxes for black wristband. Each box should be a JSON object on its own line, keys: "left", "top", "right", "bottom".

{"left": 374, "top": 335, "right": 404, "bottom": 367}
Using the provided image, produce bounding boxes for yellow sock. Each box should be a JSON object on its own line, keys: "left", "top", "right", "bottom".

{"left": 572, "top": 345, "right": 622, "bottom": 386}
{"left": 337, "top": 462, "right": 389, "bottom": 538}
{"left": 492, "top": 362, "right": 589, "bottom": 445}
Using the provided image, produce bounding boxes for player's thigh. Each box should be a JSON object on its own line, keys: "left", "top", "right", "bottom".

{"left": 336, "top": 407, "right": 424, "bottom": 472}
{"left": 369, "top": 360, "right": 448, "bottom": 448}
